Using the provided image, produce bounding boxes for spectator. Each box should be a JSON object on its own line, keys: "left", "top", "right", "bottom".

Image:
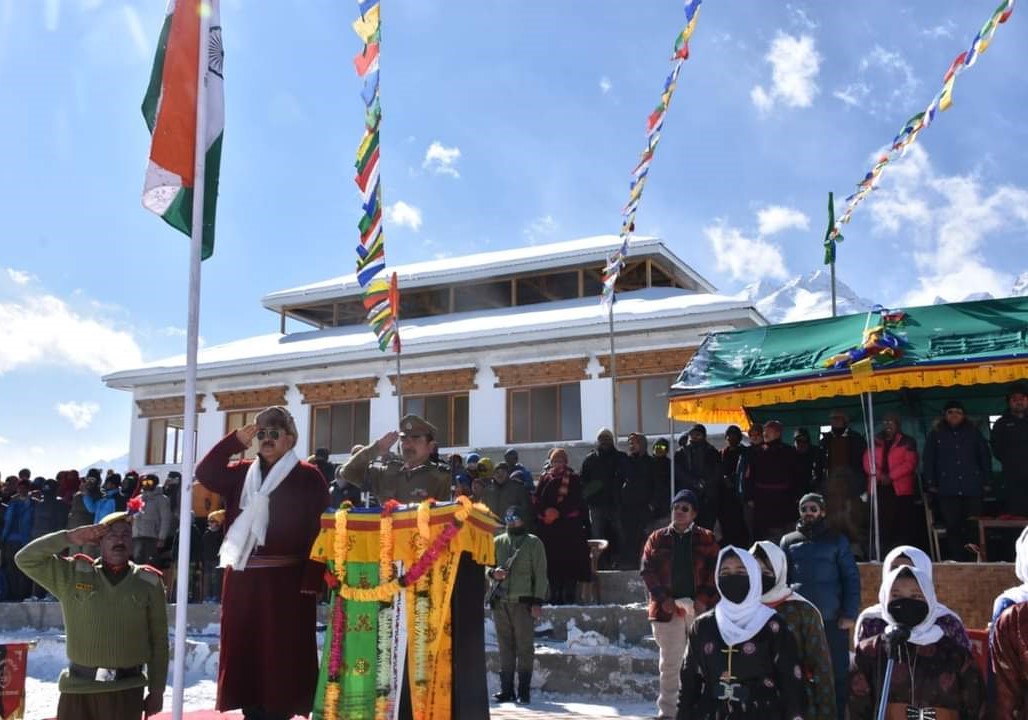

{"left": 745, "top": 420, "right": 805, "bottom": 542}
{"left": 923, "top": 400, "right": 992, "bottom": 561}
{"left": 164, "top": 471, "right": 182, "bottom": 523}
{"left": 122, "top": 470, "right": 140, "bottom": 499}
{"left": 992, "top": 382, "right": 1028, "bottom": 516}
{"left": 485, "top": 463, "right": 533, "bottom": 532}
{"left": 56, "top": 469, "right": 79, "bottom": 507}
{"left": 83, "top": 474, "right": 127, "bottom": 525}
{"left": 621, "top": 432, "right": 655, "bottom": 567}
{"left": 449, "top": 452, "right": 472, "bottom": 495}
{"left": 640, "top": 489, "right": 719, "bottom": 720}
{"left": 781, "top": 492, "right": 860, "bottom": 720}
{"left": 31, "top": 478, "right": 68, "bottom": 541}
{"left": 581, "top": 427, "right": 627, "bottom": 569}
{"left": 815, "top": 410, "right": 867, "bottom": 498}
{"left": 849, "top": 565, "right": 983, "bottom": 720}
{"left": 465, "top": 453, "right": 482, "bottom": 482}
{"left": 310, "top": 447, "right": 337, "bottom": 489}
{"left": 331, "top": 464, "right": 363, "bottom": 509}
{"left": 746, "top": 423, "right": 764, "bottom": 449}
{"left": 990, "top": 525, "right": 1028, "bottom": 718}
{"left": 504, "top": 449, "right": 534, "bottom": 491}
{"left": 2, "top": 478, "right": 35, "bottom": 601}
{"left": 718, "top": 426, "right": 750, "bottom": 548}
{"left": 68, "top": 472, "right": 100, "bottom": 556}
{"left": 673, "top": 425, "right": 721, "bottom": 531}
{"left": 533, "top": 447, "right": 591, "bottom": 605}
{"left": 862, "top": 413, "right": 919, "bottom": 553}
{"left": 649, "top": 438, "right": 672, "bottom": 528}
{"left": 201, "top": 509, "right": 225, "bottom": 602}
{"left": 793, "top": 428, "right": 817, "bottom": 492}
{"left": 477, "top": 457, "right": 495, "bottom": 481}
{"left": 132, "top": 473, "right": 173, "bottom": 566}
{"left": 469, "top": 476, "right": 488, "bottom": 505}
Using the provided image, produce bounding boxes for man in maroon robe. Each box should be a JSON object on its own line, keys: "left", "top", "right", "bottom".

{"left": 196, "top": 406, "right": 329, "bottom": 720}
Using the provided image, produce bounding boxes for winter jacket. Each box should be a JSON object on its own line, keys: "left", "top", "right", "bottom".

{"left": 780, "top": 519, "right": 861, "bottom": 623}
{"left": 30, "top": 493, "right": 68, "bottom": 540}
{"left": 580, "top": 446, "right": 627, "bottom": 508}
{"left": 815, "top": 428, "right": 867, "bottom": 495}
{"left": 132, "top": 489, "right": 173, "bottom": 541}
{"left": 862, "top": 431, "right": 919, "bottom": 497}
{"left": 745, "top": 439, "right": 807, "bottom": 536}
{"left": 2, "top": 497, "right": 34, "bottom": 545}
{"left": 641, "top": 524, "right": 720, "bottom": 622}
{"left": 201, "top": 527, "right": 224, "bottom": 567}
{"left": 485, "top": 479, "right": 534, "bottom": 531}
{"left": 674, "top": 442, "right": 722, "bottom": 527}
{"left": 923, "top": 420, "right": 992, "bottom": 497}
{"left": 992, "top": 411, "right": 1028, "bottom": 513}
{"left": 67, "top": 492, "right": 95, "bottom": 530}
{"left": 622, "top": 453, "right": 655, "bottom": 508}
{"left": 508, "top": 462, "right": 535, "bottom": 491}
{"left": 83, "top": 489, "right": 127, "bottom": 524}
{"left": 489, "top": 532, "right": 548, "bottom": 605}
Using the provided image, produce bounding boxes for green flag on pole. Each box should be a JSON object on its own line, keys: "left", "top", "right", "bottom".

{"left": 823, "top": 191, "right": 842, "bottom": 265}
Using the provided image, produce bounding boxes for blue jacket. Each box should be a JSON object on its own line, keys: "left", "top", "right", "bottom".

{"left": 923, "top": 420, "right": 992, "bottom": 497}
{"left": 2, "top": 497, "right": 35, "bottom": 545}
{"left": 83, "top": 489, "right": 125, "bottom": 524}
{"left": 780, "top": 520, "right": 861, "bottom": 622}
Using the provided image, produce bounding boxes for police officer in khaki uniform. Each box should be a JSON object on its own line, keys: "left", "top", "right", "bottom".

{"left": 341, "top": 414, "right": 452, "bottom": 503}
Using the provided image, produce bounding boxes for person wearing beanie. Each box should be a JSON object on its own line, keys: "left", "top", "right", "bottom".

{"left": 923, "top": 399, "right": 992, "bottom": 561}
{"left": 640, "top": 488, "right": 719, "bottom": 720}
{"left": 780, "top": 492, "right": 860, "bottom": 720}
{"left": 718, "top": 425, "right": 750, "bottom": 548}
{"left": 132, "top": 474, "right": 173, "bottom": 567}
{"left": 504, "top": 448, "right": 534, "bottom": 491}
{"left": 532, "top": 447, "right": 591, "bottom": 605}
{"left": 580, "top": 427, "right": 628, "bottom": 569}
{"left": 620, "top": 432, "right": 655, "bottom": 567}
{"left": 991, "top": 382, "right": 1028, "bottom": 517}
{"left": 201, "top": 510, "right": 226, "bottom": 602}
{"left": 673, "top": 424, "right": 722, "bottom": 532}
{"left": 83, "top": 473, "right": 127, "bottom": 525}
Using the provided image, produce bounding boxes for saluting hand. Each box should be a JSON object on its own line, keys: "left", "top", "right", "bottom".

{"left": 235, "top": 423, "right": 259, "bottom": 447}
{"left": 67, "top": 524, "right": 107, "bottom": 547}
{"left": 375, "top": 431, "right": 400, "bottom": 455}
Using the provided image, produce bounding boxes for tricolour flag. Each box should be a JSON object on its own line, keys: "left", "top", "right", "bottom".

{"left": 142, "top": 0, "right": 224, "bottom": 261}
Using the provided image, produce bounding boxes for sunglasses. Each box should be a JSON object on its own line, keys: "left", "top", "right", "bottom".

{"left": 800, "top": 505, "right": 821, "bottom": 513}
{"left": 672, "top": 504, "right": 694, "bottom": 513}
{"left": 256, "top": 429, "right": 286, "bottom": 441}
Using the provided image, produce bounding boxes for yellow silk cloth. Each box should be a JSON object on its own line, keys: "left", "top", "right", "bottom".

{"left": 310, "top": 502, "right": 499, "bottom": 720}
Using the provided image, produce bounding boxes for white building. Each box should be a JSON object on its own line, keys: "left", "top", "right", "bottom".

{"left": 102, "top": 236, "right": 763, "bottom": 473}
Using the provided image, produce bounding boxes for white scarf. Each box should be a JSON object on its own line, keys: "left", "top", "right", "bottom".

{"left": 998, "top": 526, "right": 1028, "bottom": 606}
{"left": 714, "top": 546, "right": 776, "bottom": 647}
{"left": 854, "top": 545, "right": 962, "bottom": 647}
{"left": 219, "top": 450, "right": 300, "bottom": 570}
{"left": 879, "top": 565, "right": 944, "bottom": 646}
{"left": 752, "top": 540, "right": 819, "bottom": 614}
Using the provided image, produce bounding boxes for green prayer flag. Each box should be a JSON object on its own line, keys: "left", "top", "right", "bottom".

{"left": 824, "top": 191, "right": 842, "bottom": 265}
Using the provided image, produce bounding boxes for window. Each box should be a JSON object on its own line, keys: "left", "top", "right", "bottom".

{"left": 311, "top": 401, "right": 371, "bottom": 455}
{"left": 617, "top": 375, "right": 675, "bottom": 436}
{"left": 403, "top": 394, "right": 469, "bottom": 447}
{"left": 226, "top": 409, "right": 262, "bottom": 460}
{"left": 147, "top": 416, "right": 185, "bottom": 465}
{"left": 508, "top": 383, "right": 581, "bottom": 443}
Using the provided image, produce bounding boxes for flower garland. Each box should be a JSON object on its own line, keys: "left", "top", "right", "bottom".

{"left": 323, "top": 502, "right": 353, "bottom": 720}
{"left": 374, "top": 500, "right": 399, "bottom": 720}
{"left": 412, "top": 500, "right": 433, "bottom": 719}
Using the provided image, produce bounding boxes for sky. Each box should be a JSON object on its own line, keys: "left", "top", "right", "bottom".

{"left": 1, "top": 0, "right": 1026, "bottom": 477}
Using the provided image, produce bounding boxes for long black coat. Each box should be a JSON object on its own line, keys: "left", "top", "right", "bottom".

{"left": 923, "top": 420, "right": 992, "bottom": 497}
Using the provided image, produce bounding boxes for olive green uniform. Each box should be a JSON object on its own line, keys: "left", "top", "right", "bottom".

{"left": 341, "top": 444, "right": 451, "bottom": 503}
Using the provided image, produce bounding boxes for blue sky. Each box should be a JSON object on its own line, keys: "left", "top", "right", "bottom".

{"left": 1, "top": 0, "right": 1026, "bottom": 477}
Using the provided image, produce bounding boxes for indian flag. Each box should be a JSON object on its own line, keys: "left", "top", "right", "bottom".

{"left": 142, "top": 0, "right": 224, "bottom": 260}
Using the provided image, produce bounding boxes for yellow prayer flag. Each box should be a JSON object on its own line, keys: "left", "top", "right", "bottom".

{"left": 939, "top": 77, "right": 955, "bottom": 112}
{"left": 352, "top": 4, "right": 380, "bottom": 44}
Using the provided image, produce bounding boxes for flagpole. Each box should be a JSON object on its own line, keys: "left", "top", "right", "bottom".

{"left": 395, "top": 321, "right": 403, "bottom": 423}
{"left": 830, "top": 257, "right": 838, "bottom": 318}
{"left": 608, "top": 300, "right": 619, "bottom": 439}
{"left": 172, "top": 6, "right": 211, "bottom": 719}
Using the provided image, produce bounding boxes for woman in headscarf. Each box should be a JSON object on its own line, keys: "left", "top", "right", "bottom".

{"left": 989, "top": 526, "right": 1028, "bottom": 717}
{"left": 532, "top": 447, "right": 591, "bottom": 605}
{"left": 751, "top": 541, "right": 835, "bottom": 720}
{"left": 849, "top": 565, "right": 984, "bottom": 720}
{"left": 677, "top": 546, "right": 806, "bottom": 720}
{"left": 853, "top": 545, "right": 969, "bottom": 650}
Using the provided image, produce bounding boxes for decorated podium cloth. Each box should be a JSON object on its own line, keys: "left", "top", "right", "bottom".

{"left": 310, "top": 497, "right": 499, "bottom": 720}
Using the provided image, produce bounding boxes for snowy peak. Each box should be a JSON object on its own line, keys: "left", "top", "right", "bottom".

{"left": 742, "top": 270, "right": 873, "bottom": 323}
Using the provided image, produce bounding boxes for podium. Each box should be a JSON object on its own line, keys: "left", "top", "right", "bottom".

{"left": 310, "top": 497, "right": 499, "bottom": 720}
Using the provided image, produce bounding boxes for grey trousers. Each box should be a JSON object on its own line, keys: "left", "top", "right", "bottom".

{"left": 493, "top": 601, "right": 535, "bottom": 674}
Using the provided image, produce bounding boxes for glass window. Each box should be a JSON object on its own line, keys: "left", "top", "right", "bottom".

{"left": 310, "top": 401, "right": 371, "bottom": 455}
{"left": 617, "top": 375, "right": 675, "bottom": 436}
{"left": 508, "top": 383, "right": 581, "bottom": 443}
{"left": 402, "top": 394, "right": 469, "bottom": 448}
{"left": 225, "top": 409, "right": 261, "bottom": 460}
{"left": 146, "top": 416, "right": 185, "bottom": 465}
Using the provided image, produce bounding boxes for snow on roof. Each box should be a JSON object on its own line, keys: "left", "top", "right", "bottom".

{"left": 260, "top": 235, "right": 716, "bottom": 310}
{"left": 104, "top": 287, "right": 758, "bottom": 387}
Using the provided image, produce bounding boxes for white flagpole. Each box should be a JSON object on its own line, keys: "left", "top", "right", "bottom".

{"left": 172, "top": 5, "right": 211, "bottom": 718}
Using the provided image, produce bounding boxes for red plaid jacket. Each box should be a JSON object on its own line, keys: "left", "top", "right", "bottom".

{"left": 640, "top": 524, "right": 720, "bottom": 622}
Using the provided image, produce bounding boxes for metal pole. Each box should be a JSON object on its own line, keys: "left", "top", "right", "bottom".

{"left": 875, "top": 656, "right": 896, "bottom": 720}
{"left": 172, "top": 5, "right": 211, "bottom": 717}
{"left": 608, "top": 301, "right": 619, "bottom": 439}
{"left": 866, "top": 392, "right": 880, "bottom": 561}
{"left": 395, "top": 321, "right": 403, "bottom": 423}
{"left": 830, "top": 257, "right": 838, "bottom": 318}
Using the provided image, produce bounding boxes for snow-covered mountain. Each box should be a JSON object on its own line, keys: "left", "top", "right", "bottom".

{"left": 1013, "top": 272, "right": 1028, "bottom": 297}
{"left": 740, "top": 269, "right": 873, "bottom": 323}
{"left": 79, "top": 451, "right": 130, "bottom": 476}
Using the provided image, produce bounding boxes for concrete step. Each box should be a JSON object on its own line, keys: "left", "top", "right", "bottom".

{"left": 595, "top": 571, "right": 649, "bottom": 606}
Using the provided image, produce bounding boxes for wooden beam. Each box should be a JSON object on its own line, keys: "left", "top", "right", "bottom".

{"left": 280, "top": 309, "right": 286, "bottom": 335}
{"left": 213, "top": 386, "right": 289, "bottom": 412}
{"left": 137, "top": 395, "right": 207, "bottom": 418}
{"left": 492, "top": 358, "right": 589, "bottom": 388}
{"left": 596, "top": 348, "right": 695, "bottom": 379}
{"left": 645, "top": 258, "right": 653, "bottom": 288}
{"left": 388, "top": 367, "right": 478, "bottom": 396}
{"left": 578, "top": 269, "right": 584, "bottom": 298}
{"left": 332, "top": 302, "right": 340, "bottom": 326}
{"left": 297, "top": 377, "right": 380, "bottom": 404}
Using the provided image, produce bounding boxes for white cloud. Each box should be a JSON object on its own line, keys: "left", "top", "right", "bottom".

{"left": 0, "top": 292, "right": 143, "bottom": 375}
{"left": 5, "top": 268, "right": 33, "bottom": 285}
{"left": 863, "top": 145, "right": 1028, "bottom": 304}
{"left": 833, "top": 81, "right": 870, "bottom": 108}
{"left": 523, "top": 215, "right": 559, "bottom": 245}
{"left": 922, "top": 21, "right": 957, "bottom": 39}
{"left": 57, "top": 401, "right": 100, "bottom": 430}
{"left": 705, "top": 223, "right": 789, "bottom": 282}
{"left": 385, "top": 201, "right": 423, "bottom": 231}
{"left": 787, "top": 5, "right": 817, "bottom": 31}
{"left": 757, "top": 205, "right": 810, "bottom": 236}
{"left": 834, "top": 46, "right": 918, "bottom": 113}
{"left": 422, "top": 141, "right": 461, "bottom": 178}
{"left": 599, "top": 76, "right": 612, "bottom": 94}
{"left": 751, "top": 33, "right": 821, "bottom": 113}
{"left": 0, "top": 436, "right": 8, "bottom": 445}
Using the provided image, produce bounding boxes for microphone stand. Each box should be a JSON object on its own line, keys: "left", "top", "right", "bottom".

{"left": 876, "top": 625, "right": 911, "bottom": 720}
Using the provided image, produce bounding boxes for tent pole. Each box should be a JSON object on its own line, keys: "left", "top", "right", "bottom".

{"left": 830, "top": 258, "right": 838, "bottom": 318}
{"left": 865, "top": 393, "right": 881, "bottom": 561}
{"left": 608, "top": 302, "right": 619, "bottom": 439}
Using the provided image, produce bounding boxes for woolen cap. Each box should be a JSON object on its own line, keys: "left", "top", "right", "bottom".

{"left": 799, "top": 493, "right": 826, "bottom": 511}
{"left": 944, "top": 400, "right": 965, "bottom": 412}
{"left": 671, "top": 489, "right": 699, "bottom": 510}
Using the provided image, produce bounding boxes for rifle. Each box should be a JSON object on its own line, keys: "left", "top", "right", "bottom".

{"left": 485, "top": 542, "right": 524, "bottom": 609}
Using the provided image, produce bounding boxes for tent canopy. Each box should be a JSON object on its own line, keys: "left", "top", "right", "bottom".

{"left": 669, "top": 297, "right": 1028, "bottom": 428}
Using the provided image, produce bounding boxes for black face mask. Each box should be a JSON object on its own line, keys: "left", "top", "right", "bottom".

{"left": 887, "top": 598, "right": 929, "bottom": 628}
{"left": 761, "top": 574, "right": 776, "bottom": 595}
{"left": 719, "top": 575, "right": 750, "bottom": 604}
{"left": 507, "top": 526, "right": 527, "bottom": 537}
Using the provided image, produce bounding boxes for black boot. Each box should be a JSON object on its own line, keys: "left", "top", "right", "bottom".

{"left": 516, "top": 671, "right": 532, "bottom": 704}
{"left": 492, "top": 671, "right": 515, "bottom": 702}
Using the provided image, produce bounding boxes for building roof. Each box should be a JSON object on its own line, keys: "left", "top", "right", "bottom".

{"left": 260, "top": 235, "right": 716, "bottom": 312}
{"left": 103, "top": 287, "right": 762, "bottom": 388}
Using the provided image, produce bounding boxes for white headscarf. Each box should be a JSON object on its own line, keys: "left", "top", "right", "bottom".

{"left": 997, "top": 526, "right": 1028, "bottom": 606}
{"left": 853, "top": 545, "right": 962, "bottom": 647}
{"left": 751, "top": 540, "right": 819, "bottom": 613}
{"left": 714, "top": 546, "right": 776, "bottom": 647}
{"left": 879, "top": 565, "right": 944, "bottom": 646}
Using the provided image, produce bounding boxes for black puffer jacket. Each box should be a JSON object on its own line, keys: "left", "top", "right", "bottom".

{"left": 923, "top": 420, "right": 992, "bottom": 497}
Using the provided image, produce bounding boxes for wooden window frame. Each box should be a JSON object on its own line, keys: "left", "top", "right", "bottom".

{"left": 309, "top": 400, "right": 372, "bottom": 456}
{"left": 506, "top": 382, "right": 581, "bottom": 444}
{"left": 617, "top": 374, "right": 677, "bottom": 436}
{"left": 402, "top": 392, "right": 470, "bottom": 448}
{"left": 145, "top": 416, "right": 185, "bottom": 466}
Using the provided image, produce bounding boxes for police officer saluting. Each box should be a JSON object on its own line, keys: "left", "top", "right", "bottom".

{"left": 341, "top": 414, "right": 452, "bottom": 503}
{"left": 488, "top": 505, "right": 548, "bottom": 705}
